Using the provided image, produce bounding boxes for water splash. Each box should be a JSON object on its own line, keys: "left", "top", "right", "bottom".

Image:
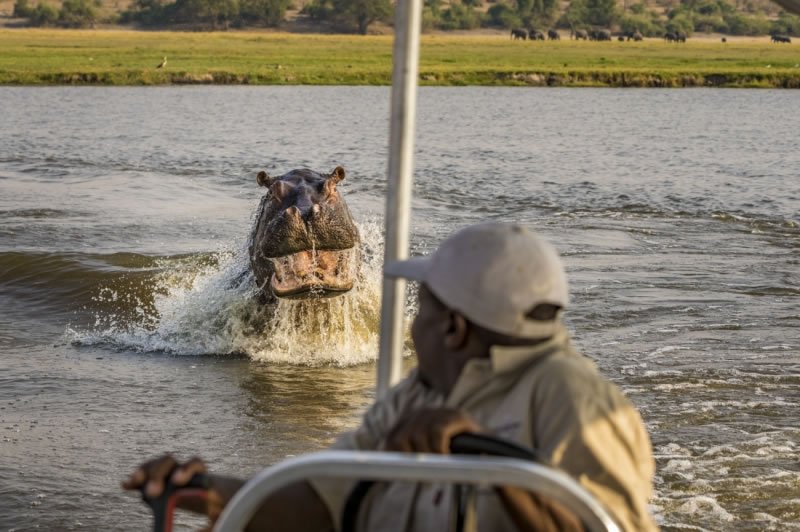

{"left": 67, "top": 219, "right": 406, "bottom": 366}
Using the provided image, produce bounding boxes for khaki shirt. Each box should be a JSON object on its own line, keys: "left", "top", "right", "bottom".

{"left": 310, "top": 327, "right": 657, "bottom": 532}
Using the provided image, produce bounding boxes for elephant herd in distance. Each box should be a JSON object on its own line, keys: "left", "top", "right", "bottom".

{"left": 511, "top": 28, "right": 794, "bottom": 44}
{"left": 510, "top": 28, "right": 559, "bottom": 40}
{"left": 663, "top": 31, "right": 687, "bottom": 42}
{"left": 510, "top": 28, "right": 643, "bottom": 41}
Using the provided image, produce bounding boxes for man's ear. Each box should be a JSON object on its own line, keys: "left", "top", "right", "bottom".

{"left": 443, "top": 312, "right": 469, "bottom": 350}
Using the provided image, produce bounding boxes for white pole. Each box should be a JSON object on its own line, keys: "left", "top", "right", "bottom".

{"left": 377, "top": 0, "right": 422, "bottom": 398}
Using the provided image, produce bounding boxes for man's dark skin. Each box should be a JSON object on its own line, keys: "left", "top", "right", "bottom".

{"left": 123, "top": 284, "right": 583, "bottom": 531}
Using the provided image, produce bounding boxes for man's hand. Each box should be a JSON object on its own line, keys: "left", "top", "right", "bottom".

{"left": 382, "top": 407, "right": 483, "bottom": 454}
{"left": 122, "top": 456, "right": 331, "bottom": 532}
{"left": 122, "top": 454, "right": 208, "bottom": 499}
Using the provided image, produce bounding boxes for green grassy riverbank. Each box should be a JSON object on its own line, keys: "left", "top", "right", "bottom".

{"left": 1, "top": 29, "right": 800, "bottom": 87}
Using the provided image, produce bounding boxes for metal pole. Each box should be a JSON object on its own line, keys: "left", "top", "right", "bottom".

{"left": 377, "top": 0, "right": 422, "bottom": 398}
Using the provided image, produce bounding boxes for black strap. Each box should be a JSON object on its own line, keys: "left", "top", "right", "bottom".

{"left": 341, "top": 480, "right": 376, "bottom": 532}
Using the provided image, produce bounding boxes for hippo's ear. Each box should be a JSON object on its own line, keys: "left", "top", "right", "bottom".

{"left": 329, "top": 166, "right": 346, "bottom": 184}
{"left": 257, "top": 171, "right": 274, "bottom": 188}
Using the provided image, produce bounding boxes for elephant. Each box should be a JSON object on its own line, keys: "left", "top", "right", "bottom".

{"left": 511, "top": 28, "right": 527, "bottom": 40}
{"left": 590, "top": 29, "right": 612, "bottom": 41}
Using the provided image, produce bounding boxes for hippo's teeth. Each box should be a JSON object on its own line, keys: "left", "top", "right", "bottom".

{"left": 311, "top": 204, "right": 321, "bottom": 217}
{"left": 335, "top": 254, "right": 344, "bottom": 275}
{"left": 285, "top": 206, "right": 301, "bottom": 218}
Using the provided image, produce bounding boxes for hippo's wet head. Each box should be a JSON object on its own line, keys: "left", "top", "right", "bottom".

{"left": 248, "top": 167, "right": 360, "bottom": 300}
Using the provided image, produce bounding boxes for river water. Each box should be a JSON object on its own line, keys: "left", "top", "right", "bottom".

{"left": 0, "top": 86, "right": 798, "bottom": 531}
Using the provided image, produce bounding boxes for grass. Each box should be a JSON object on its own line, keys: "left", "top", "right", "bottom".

{"left": 1, "top": 29, "right": 799, "bottom": 87}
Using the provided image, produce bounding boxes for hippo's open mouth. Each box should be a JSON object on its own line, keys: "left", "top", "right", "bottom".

{"left": 270, "top": 247, "right": 359, "bottom": 298}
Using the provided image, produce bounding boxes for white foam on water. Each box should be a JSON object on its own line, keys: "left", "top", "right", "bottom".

{"left": 67, "top": 219, "right": 410, "bottom": 366}
{"left": 663, "top": 459, "right": 694, "bottom": 472}
{"left": 656, "top": 442, "right": 692, "bottom": 456}
{"left": 676, "top": 496, "right": 736, "bottom": 522}
{"left": 646, "top": 345, "right": 690, "bottom": 357}
{"left": 701, "top": 445, "right": 740, "bottom": 457}
{"left": 752, "top": 512, "right": 780, "bottom": 523}
{"left": 651, "top": 382, "right": 706, "bottom": 392}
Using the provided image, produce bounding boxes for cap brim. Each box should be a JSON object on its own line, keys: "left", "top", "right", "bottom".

{"left": 383, "top": 256, "right": 431, "bottom": 281}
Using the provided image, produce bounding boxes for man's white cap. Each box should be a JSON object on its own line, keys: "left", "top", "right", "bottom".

{"left": 384, "top": 222, "right": 569, "bottom": 339}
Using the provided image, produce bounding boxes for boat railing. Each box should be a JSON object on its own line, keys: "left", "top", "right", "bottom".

{"left": 212, "top": 450, "right": 620, "bottom": 532}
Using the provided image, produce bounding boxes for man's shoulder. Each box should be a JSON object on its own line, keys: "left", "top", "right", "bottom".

{"left": 366, "top": 370, "right": 444, "bottom": 427}
{"left": 528, "top": 347, "right": 633, "bottom": 410}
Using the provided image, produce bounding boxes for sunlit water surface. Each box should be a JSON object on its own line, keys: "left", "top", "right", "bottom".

{"left": 0, "top": 87, "right": 798, "bottom": 531}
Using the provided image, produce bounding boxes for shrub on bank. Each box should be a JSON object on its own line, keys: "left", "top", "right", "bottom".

{"left": 15, "top": 0, "right": 97, "bottom": 26}
{"left": 563, "top": 0, "right": 619, "bottom": 29}
{"left": 300, "top": 0, "right": 391, "bottom": 32}
{"left": 12, "top": 0, "right": 32, "bottom": 17}
{"left": 770, "top": 11, "right": 800, "bottom": 35}
{"left": 724, "top": 11, "right": 770, "bottom": 34}
{"left": 438, "top": 2, "right": 482, "bottom": 29}
{"left": 31, "top": 1, "right": 60, "bottom": 24}
{"left": 240, "top": 0, "right": 291, "bottom": 24}
{"left": 693, "top": 13, "right": 727, "bottom": 33}
{"left": 486, "top": 3, "right": 522, "bottom": 29}
{"left": 666, "top": 9, "right": 694, "bottom": 35}
{"left": 59, "top": 0, "right": 99, "bottom": 27}
{"left": 618, "top": 11, "right": 665, "bottom": 37}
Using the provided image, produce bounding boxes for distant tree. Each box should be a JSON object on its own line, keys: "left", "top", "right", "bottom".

{"left": 330, "top": 0, "right": 391, "bottom": 34}
{"left": 487, "top": 2, "right": 522, "bottom": 27}
{"left": 513, "top": 0, "right": 558, "bottom": 28}
{"left": 564, "top": 0, "right": 588, "bottom": 27}
{"left": 666, "top": 8, "right": 694, "bottom": 34}
{"left": 629, "top": 2, "right": 645, "bottom": 13}
{"left": 59, "top": 0, "right": 100, "bottom": 27}
{"left": 31, "top": 1, "right": 60, "bottom": 23}
{"left": 584, "top": 0, "right": 617, "bottom": 25}
{"left": 565, "top": 0, "right": 616, "bottom": 26}
{"left": 771, "top": 11, "right": 800, "bottom": 35}
{"left": 240, "top": 0, "right": 290, "bottom": 25}
{"left": 425, "top": 0, "right": 443, "bottom": 16}
{"left": 172, "top": 0, "right": 239, "bottom": 28}
{"left": 301, "top": 0, "right": 333, "bottom": 20}
{"left": 619, "top": 10, "right": 665, "bottom": 35}
{"left": 723, "top": 10, "right": 769, "bottom": 33}
{"left": 13, "top": 0, "right": 33, "bottom": 17}
{"left": 695, "top": 0, "right": 721, "bottom": 15}
{"left": 438, "top": 1, "right": 481, "bottom": 28}
{"left": 516, "top": 0, "right": 532, "bottom": 16}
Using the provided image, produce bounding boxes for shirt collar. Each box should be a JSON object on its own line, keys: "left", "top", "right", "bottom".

{"left": 445, "top": 324, "right": 569, "bottom": 405}
{"left": 488, "top": 325, "right": 570, "bottom": 374}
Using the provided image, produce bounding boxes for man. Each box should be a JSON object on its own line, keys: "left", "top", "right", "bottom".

{"left": 124, "top": 222, "right": 657, "bottom": 531}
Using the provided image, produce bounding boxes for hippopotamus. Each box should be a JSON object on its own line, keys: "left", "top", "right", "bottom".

{"left": 248, "top": 166, "right": 360, "bottom": 301}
